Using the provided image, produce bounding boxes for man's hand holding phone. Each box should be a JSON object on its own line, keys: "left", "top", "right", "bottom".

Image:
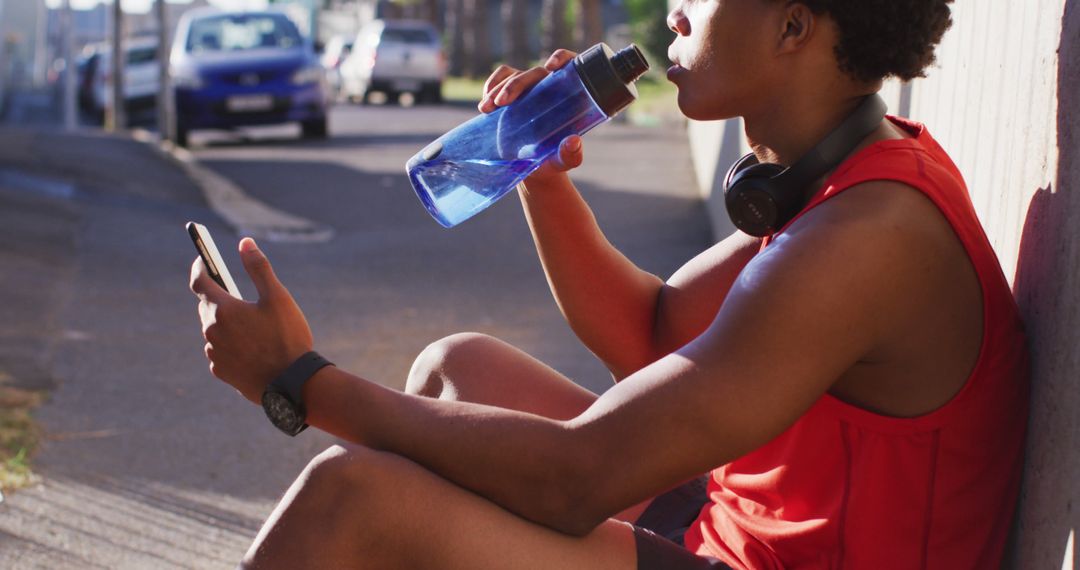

{"left": 188, "top": 232, "right": 314, "bottom": 404}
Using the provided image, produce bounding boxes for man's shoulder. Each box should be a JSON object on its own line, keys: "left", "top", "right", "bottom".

{"left": 744, "top": 178, "right": 964, "bottom": 324}
{"left": 797, "top": 178, "right": 956, "bottom": 253}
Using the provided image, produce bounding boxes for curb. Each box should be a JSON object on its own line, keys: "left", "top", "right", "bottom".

{"left": 131, "top": 129, "right": 333, "bottom": 243}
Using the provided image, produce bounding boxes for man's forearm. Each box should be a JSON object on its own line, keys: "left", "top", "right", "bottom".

{"left": 301, "top": 365, "right": 609, "bottom": 534}
{"left": 519, "top": 175, "right": 666, "bottom": 378}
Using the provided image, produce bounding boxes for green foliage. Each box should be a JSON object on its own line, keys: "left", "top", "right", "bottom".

{"left": 0, "top": 387, "right": 42, "bottom": 492}
{"left": 625, "top": 0, "right": 672, "bottom": 70}
{"left": 628, "top": 74, "right": 682, "bottom": 125}
{"left": 443, "top": 76, "right": 487, "bottom": 102}
{"left": 565, "top": 0, "right": 578, "bottom": 24}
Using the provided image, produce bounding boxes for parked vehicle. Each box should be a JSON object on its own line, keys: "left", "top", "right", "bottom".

{"left": 339, "top": 20, "right": 444, "bottom": 105}
{"left": 77, "top": 38, "right": 160, "bottom": 123}
{"left": 320, "top": 35, "right": 353, "bottom": 101}
{"left": 170, "top": 8, "right": 329, "bottom": 147}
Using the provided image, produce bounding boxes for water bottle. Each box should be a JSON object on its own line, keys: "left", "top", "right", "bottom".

{"left": 406, "top": 43, "right": 649, "bottom": 227}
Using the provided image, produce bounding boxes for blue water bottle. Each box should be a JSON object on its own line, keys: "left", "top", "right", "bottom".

{"left": 406, "top": 43, "right": 649, "bottom": 227}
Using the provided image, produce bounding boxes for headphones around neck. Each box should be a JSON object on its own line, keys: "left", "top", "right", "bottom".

{"left": 723, "top": 94, "right": 888, "bottom": 237}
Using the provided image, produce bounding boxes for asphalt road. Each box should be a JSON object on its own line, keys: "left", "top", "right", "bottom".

{"left": 0, "top": 101, "right": 710, "bottom": 568}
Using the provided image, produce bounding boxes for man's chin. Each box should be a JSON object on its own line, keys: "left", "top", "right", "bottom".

{"left": 676, "top": 95, "right": 737, "bottom": 122}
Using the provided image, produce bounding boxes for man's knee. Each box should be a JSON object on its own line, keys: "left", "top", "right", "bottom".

{"left": 405, "top": 332, "right": 500, "bottom": 398}
{"left": 296, "top": 445, "right": 410, "bottom": 514}
{"left": 300, "top": 444, "right": 367, "bottom": 491}
{"left": 244, "top": 446, "right": 409, "bottom": 567}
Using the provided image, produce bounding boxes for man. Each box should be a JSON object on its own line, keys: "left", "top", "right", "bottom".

{"left": 190, "top": 0, "right": 1028, "bottom": 567}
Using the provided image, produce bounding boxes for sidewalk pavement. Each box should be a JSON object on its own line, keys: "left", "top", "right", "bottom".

{"left": 0, "top": 127, "right": 207, "bottom": 399}
{"left": 0, "top": 127, "right": 249, "bottom": 567}
{"left": 0, "top": 113, "right": 710, "bottom": 567}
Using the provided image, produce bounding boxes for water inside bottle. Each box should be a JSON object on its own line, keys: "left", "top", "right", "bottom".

{"left": 409, "top": 157, "right": 541, "bottom": 227}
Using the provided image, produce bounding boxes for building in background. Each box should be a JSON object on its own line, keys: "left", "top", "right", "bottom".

{"left": 0, "top": 0, "right": 47, "bottom": 94}
{"left": 0, "top": 0, "right": 632, "bottom": 117}
{"left": 44, "top": 0, "right": 212, "bottom": 61}
{"left": 318, "top": 0, "right": 628, "bottom": 75}
{"left": 127, "top": 0, "right": 212, "bottom": 38}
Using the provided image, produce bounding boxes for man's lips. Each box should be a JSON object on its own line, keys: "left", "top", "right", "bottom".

{"left": 666, "top": 64, "right": 686, "bottom": 82}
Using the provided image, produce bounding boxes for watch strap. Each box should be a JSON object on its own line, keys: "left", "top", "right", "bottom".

{"left": 272, "top": 351, "right": 333, "bottom": 403}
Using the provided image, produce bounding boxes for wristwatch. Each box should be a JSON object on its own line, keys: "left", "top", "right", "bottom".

{"left": 262, "top": 351, "right": 333, "bottom": 436}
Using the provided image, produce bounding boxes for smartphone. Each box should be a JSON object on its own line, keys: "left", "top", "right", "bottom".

{"left": 186, "top": 221, "right": 243, "bottom": 300}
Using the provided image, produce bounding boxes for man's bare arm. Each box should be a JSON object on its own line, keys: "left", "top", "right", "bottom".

{"left": 192, "top": 182, "right": 936, "bottom": 536}
{"left": 298, "top": 186, "right": 925, "bottom": 535}
{"left": 519, "top": 171, "right": 761, "bottom": 379}
{"left": 486, "top": 51, "right": 760, "bottom": 380}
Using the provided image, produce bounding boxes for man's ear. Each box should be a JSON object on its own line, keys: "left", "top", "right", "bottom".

{"left": 777, "top": 3, "right": 815, "bottom": 52}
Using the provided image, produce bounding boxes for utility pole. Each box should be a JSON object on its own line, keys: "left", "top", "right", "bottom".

{"left": 61, "top": 0, "right": 76, "bottom": 130}
{"left": 155, "top": 0, "right": 170, "bottom": 141}
{"left": 34, "top": 0, "right": 48, "bottom": 87}
{"left": 308, "top": 0, "right": 319, "bottom": 49}
{"left": 106, "top": 0, "right": 125, "bottom": 131}
{"left": 0, "top": 0, "right": 6, "bottom": 116}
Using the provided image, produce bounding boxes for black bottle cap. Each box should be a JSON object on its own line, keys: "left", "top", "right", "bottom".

{"left": 573, "top": 43, "right": 650, "bottom": 116}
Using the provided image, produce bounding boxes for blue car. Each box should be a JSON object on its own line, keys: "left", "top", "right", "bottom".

{"left": 170, "top": 9, "right": 328, "bottom": 147}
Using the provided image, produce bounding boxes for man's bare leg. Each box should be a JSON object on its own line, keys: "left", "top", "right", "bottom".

{"left": 243, "top": 444, "right": 637, "bottom": 569}
{"left": 404, "top": 332, "right": 599, "bottom": 419}
{"left": 243, "top": 333, "right": 648, "bottom": 568}
{"left": 404, "top": 332, "right": 650, "bottom": 521}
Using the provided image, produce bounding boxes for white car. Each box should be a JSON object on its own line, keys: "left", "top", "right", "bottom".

{"left": 339, "top": 20, "right": 444, "bottom": 104}
{"left": 84, "top": 37, "right": 160, "bottom": 121}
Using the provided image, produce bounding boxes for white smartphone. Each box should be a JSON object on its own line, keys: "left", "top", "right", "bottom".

{"left": 186, "top": 221, "right": 243, "bottom": 300}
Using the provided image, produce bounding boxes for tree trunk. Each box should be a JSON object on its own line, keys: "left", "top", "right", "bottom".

{"left": 107, "top": 0, "right": 125, "bottom": 131}
{"left": 465, "top": 0, "right": 492, "bottom": 77}
{"left": 575, "top": 0, "right": 603, "bottom": 50}
{"left": 425, "top": 0, "right": 441, "bottom": 28}
{"left": 61, "top": 0, "right": 77, "bottom": 131}
{"left": 446, "top": 0, "right": 467, "bottom": 76}
{"left": 540, "top": 0, "right": 567, "bottom": 59}
{"left": 382, "top": 2, "right": 403, "bottom": 19}
{"left": 156, "top": 0, "right": 171, "bottom": 140}
{"left": 501, "top": 0, "right": 529, "bottom": 69}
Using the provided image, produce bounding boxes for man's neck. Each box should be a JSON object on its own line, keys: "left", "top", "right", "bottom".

{"left": 744, "top": 91, "right": 870, "bottom": 167}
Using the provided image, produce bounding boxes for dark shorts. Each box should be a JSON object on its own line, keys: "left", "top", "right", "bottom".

{"left": 631, "top": 476, "right": 732, "bottom": 570}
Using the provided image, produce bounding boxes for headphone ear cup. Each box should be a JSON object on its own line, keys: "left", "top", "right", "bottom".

{"left": 724, "top": 161, "right": 787, "bottom": 237}
{"left": 723, "top": 153, "right": 760, "bottom": 192}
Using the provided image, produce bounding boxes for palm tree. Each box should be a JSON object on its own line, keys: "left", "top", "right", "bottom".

{"left": 446, "top": 0, "right": 467, "bottom": 76}
{"left": 540, "top": 0, "right": 568, "bottom": 59}
{"left": 576, "top": 0, "right": 603, "bottom": 49}
{"left": 465, "top": 0, "right": 492, "bottom": 77}
{"left": 424, "top": 0, "right": 440, "bottom": 27}
{"left": 501, "top": 0, "right": 529, "bottom": 69}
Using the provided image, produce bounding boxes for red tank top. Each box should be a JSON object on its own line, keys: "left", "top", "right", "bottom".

{"left": 682, "top": 117, "right": 1030, "bottom": 569}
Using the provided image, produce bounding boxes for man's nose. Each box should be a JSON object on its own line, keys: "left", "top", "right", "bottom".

{"left": 667, "top": 7, "right": 690, "bottom": 36}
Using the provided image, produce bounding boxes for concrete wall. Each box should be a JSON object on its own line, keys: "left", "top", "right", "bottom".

{"left": 685, "top": 1, "right": 1080, "bottom": 567}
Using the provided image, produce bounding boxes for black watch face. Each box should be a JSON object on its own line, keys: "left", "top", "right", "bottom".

{"left": 262, "top": 391, "right": 306, "bottom": 435}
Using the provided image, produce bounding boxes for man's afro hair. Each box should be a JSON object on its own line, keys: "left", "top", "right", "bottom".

{"left": 793, "top": 0, "right": 954, "bottom": 83}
